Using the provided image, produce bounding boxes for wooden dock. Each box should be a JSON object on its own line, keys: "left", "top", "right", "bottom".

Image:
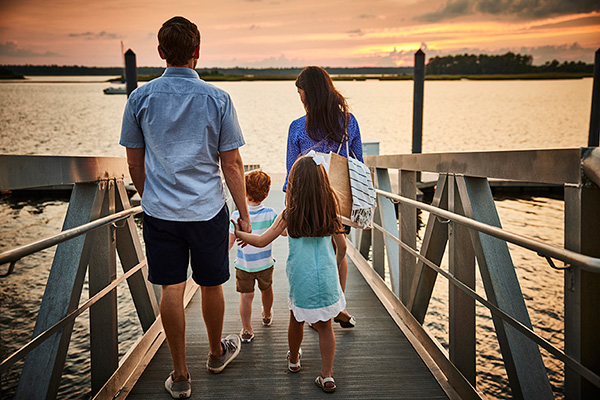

{"left": 126, "top": 185, "right": 449, "bottom": 399}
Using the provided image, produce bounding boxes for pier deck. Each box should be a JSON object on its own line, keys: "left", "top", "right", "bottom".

{"left": 126, "top": 185, "right": 449, "bottom": 399}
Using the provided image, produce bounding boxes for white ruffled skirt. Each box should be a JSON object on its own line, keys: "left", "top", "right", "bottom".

{"left": 288, "top": 292, "right": 346, "bottom": 324}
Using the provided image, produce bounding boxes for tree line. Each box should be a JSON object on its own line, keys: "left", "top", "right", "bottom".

{"left": 426, "top": 52, "right": 593, "bottom": 75}
{"left": 1, "top": 65, "right": 412, "bottom": 77}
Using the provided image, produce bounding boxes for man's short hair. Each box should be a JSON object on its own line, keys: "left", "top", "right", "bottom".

{"left": 245, "top": 170, "right": 271, "bottom": 203}
{"left": 158, "top": 16, "right": 200, "bottom": 67}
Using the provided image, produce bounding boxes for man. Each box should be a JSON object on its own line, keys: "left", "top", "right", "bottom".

{"left": 119, "top": 16, "right": 251, "bottom": 399}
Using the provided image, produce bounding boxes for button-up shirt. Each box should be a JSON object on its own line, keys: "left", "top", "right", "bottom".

{"left": 120, "top": 67, "right": 245, "bottom": 221}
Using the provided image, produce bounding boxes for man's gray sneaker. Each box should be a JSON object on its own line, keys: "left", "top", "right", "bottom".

{"left": 165, "top": 371, "right": 191, "bottom": 399}
{"left": 206, "top": 334, "right": 241, "bottom": 373}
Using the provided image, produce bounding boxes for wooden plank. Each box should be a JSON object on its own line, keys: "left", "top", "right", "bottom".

{"left": 126, "top": 185, "right": 449, "bottom": 399}
{"left": 365, "top": 148, "right": 582, "bottom": 185}
{"left": 0, "top": 155, "right": 128, "bottom": 191}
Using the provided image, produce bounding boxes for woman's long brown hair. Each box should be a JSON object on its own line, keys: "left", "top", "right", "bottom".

{"left": 284, "top": 157, "right": 344, "bottom": 238}
{"left": 295, "top": 66, "right": 350, "bottom": 145}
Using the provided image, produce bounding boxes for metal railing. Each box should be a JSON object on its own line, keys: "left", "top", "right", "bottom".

{"left": 0, "top": 155, "right": 161, "bottom": 399}
{"left": 347, "top": 147, "right": 600, "bottom": 399}
{"left": 0, "top": 155, "right": 261, "bottom": 399}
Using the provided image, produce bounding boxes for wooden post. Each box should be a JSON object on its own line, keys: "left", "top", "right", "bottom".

{"left": 456, "top": 176, "right": 553, "bottom": 399}
{"left": 125, "top": 49, "right": 138, "bottom": 97}
{"left": 564, "top": 149, "right": 600, "bottom": 398}
{"left": 399, "top": 170, "right": 417, "bottom": 305}
{"left": 448, "top": 175, "right": 476, "bottom": 385}
{"left": 412, "top": 49, "right": 425, "bottom": 182}
{"left": 589, "top": 48, "right": 600, "bottom": 147}
{"left": 412, "top": 50, "right": 425, "bottom": 154}
{"left": 89, "top": 180, "right": 118, "bottom": 395}
{"left": 16, "top": 183, "right": 104, "bottom": 399}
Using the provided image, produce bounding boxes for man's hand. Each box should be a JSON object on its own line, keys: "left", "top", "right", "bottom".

{"left": 237, "top": 215, "right": 252, "bottom": 233}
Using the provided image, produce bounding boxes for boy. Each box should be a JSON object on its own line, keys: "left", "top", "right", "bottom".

{"left": 229, "top": 170, "right": 278, "bottom": 342}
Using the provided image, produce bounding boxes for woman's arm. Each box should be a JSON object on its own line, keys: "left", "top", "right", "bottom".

{"left": 234, "top": 213, "right": 287, "bottom": 248}
{"left": 283, "top": 120, "right": 302, "bottom": 192}
{"left": 348, "top": 114, "right": 364, "bottom": 162}
{"left": 332, "top": 233, "right": 347, "bottom": 266}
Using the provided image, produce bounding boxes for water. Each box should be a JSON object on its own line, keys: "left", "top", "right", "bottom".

{"left": 0, "top": 76, "right": 593, "bottom": 398}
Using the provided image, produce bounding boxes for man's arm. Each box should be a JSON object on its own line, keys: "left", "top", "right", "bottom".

{"left": 126, "top": 147, "right": 146, "bottom": 197}
{"left": 220, "top": 148, "right": 251, "bottom": 233}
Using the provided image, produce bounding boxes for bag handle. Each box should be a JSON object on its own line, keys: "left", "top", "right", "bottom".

{"left": 336, "top": 132, "right": 357, "bottom": 159}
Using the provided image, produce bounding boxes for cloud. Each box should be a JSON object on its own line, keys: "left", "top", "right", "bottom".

{"left": 346, "top": 29, "right": 365, "bottom": 37}
{"left": 68, "top": 31, "right": 124, "bottom": 40}
{"left": 0, "top": 41, "right": 61, "bottom": 58}
{"left": 418, "top": 0, "right": 600, "bottom": 21}
{"left": 531, "top": 14, "right": 600, "bottom": 29}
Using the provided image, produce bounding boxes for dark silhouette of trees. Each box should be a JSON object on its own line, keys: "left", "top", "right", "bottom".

{"left": 426, "top": 52, "right": 592, "bottom": 75}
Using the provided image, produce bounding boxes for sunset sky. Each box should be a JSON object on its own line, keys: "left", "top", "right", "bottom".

{"left": 0, "top": 0, "right": 599, "bottom": 68}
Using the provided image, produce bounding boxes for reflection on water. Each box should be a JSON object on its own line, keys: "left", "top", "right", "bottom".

{"left": 0, "top": 77, "right": 591, "bottom": 398}
{"left": 422, "top": 196, "right": 565, "bottom": 399}
{"left": 0, "top": 197, "right": 145, "bottom": 399}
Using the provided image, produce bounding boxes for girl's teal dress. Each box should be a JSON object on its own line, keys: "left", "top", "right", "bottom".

{"left": 286, "top": 236, "right": 345, "bottom": 323}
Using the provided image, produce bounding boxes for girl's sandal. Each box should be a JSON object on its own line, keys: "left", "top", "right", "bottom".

{"left": 315, "top": 375, "right": 336, "bottom": 392}
{"left": 287, "top": 348, "right": 302, "bottom": 373}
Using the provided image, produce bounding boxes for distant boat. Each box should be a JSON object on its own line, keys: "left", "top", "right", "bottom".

{"left": 103, "top": 87, "right": 127, "bottom": 95}
{"left": 104, "top": 41, "right": 127, "bottom": 95}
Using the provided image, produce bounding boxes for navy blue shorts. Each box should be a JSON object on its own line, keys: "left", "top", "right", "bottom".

{"left": 143, "top": 205, "right": 230, "bottom": 286}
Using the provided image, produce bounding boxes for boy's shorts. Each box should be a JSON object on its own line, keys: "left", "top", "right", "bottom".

{"left": 143, "top": 205, "right": 230, "bottom": 287}
{"left": 235, "top": 266, "right": 274, "bottom": 293}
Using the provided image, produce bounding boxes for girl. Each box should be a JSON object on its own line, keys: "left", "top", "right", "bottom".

{"left": 284, "top": 66, "right": 362, "bottom": 328}
{"left": 233, "top": 155, "right": 346, "bottom": 393}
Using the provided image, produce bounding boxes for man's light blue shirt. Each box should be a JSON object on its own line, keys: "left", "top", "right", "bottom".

{"left": 120, "top": 67, "right": 245, "bottom": 221}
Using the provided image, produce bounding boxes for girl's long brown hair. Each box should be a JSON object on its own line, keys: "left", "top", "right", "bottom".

{"left": 284, "top": 157, "right": 344, "bottom": 238}
{"left": 295, "top": 66, "right": 350, "bottom": 145}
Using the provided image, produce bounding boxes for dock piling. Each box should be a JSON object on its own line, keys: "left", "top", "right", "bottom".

{"left": 125, "top": 49, "right": 138, "bottom": 97}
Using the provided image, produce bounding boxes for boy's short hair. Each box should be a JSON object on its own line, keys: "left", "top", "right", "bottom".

{"left": 245, "top": 170, "right": 271, "bottom": 203}
{"left": 158, "top": 16, "right": 200, "bottom": 67}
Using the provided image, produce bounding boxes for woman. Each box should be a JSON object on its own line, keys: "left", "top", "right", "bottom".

{"left": 284, "top": 66, "right": 362, "bottom": 328}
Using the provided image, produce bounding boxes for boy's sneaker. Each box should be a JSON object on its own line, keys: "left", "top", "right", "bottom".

{"left": 165, "top": 371, "right": 191, "bottom": 399}
{"left": 262, "top": 310, "right": 273, "bottom": 326}
{"left": 206, "top": 334, "right": 241, "bottom": 373}
{"left": 240, "top": 329, "right": 254, "bottom": 343}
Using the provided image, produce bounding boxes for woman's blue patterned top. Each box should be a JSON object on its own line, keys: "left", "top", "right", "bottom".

{"left": 283, "top": 113, "right": 363, "bottom": 191}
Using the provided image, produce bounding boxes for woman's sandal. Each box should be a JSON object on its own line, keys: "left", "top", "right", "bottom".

{"left": 333, "top": 314, "right": 356, "bottom": 328}
{"left": 315, "top": 375, "right": 336, "bottom": 392}
{"left": 287, "top": 348, "right": 302, "bottom": 373}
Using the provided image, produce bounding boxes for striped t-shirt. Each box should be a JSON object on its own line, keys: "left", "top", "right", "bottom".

{"left": 229, "top": 204, "right": 277, "bottom": 272}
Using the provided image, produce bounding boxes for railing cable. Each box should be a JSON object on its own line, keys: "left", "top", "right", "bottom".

{"left": 375, "top": 188, "right": 600, "bottom": 274}
{"left": 369, "top": 219, "right": 600, "bottom": 388}
{"left": 0, "top": 259, "right": 147, "bottom": 373}
{"left": 0, "top": 206, "right": 142, "bottom": 268}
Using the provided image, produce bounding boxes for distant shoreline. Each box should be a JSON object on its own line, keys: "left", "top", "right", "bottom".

{"left": 133, "top": 72, "right": 594, "bottom": 82}
{"left": 1, "top": 72, "right": 593, "bottom": 82}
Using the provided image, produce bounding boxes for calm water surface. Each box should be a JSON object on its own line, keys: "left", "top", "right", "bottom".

{"left": 0, "top": 76, "right": 593, "bottom": 398}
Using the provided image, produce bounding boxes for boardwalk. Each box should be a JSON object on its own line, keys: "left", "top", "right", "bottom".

{"left": 127, "top": 183, "right": 449, "bottom": 399}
